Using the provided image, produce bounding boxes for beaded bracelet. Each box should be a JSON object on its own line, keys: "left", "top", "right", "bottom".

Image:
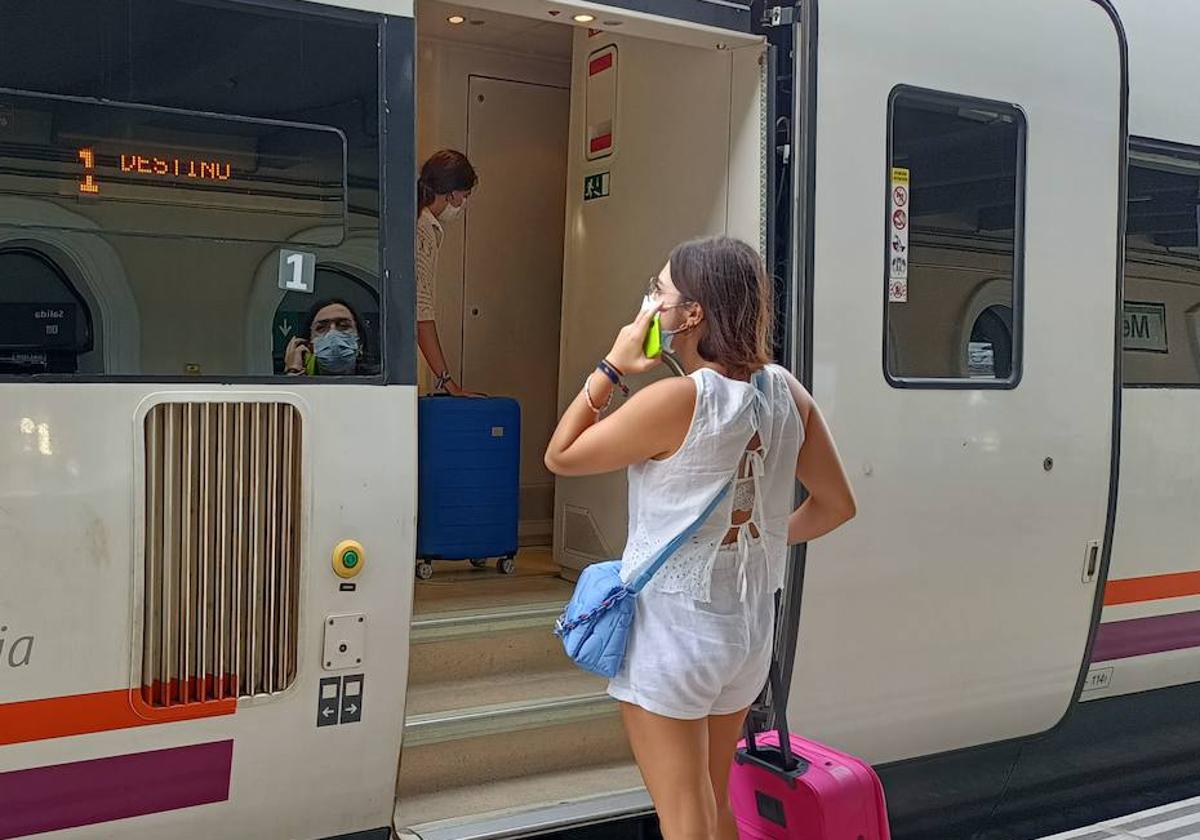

{"left": 583, "top": 372, "right": 612, "bottom": 416}
{"left": 596, "top": 359, "right": 630, "bottom": 396}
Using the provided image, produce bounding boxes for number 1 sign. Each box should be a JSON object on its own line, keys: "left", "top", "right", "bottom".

{"left": 278, "top": 249, "right": 316, "bottom": 294}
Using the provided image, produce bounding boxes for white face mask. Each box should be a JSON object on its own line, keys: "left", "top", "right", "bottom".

{"left": 439, "top": 199, "right": 466, "bottom": 221}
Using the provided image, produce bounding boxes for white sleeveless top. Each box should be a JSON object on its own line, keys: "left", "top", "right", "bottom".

{"left": 620, "top": 365, "right": 804, "bottom": 602}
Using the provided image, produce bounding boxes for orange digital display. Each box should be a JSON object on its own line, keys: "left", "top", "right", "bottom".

{"left": 119, "top": 154, "right": 232, "bottom": 181}
{"left": 77, "top": 148, "right": 98, "bottom": 194}
{"left": 78, "top": 148, "right": 234, "bottom": 195}
{"left": 1, "top": 89, "right": 346, "bottom": 244}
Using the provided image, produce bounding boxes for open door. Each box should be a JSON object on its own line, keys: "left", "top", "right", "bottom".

{"left": 787, "top": 0, "right": 1125, "bottom": 763}
{"left": 553, "top": 16, "right": 766, "bottom": 579}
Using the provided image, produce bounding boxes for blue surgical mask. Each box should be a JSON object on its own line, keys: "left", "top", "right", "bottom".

{"left": 640, "top": 294, "right": 688, "bottom": 353}
{"left": 314, "top": 330, "right": 359, "bottom": 374}
{"left": 661, "top": 322, "right": 688, "bottom": 354}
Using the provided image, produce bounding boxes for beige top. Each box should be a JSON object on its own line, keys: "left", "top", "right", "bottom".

{"left": 416, "top": 207, "right": 443, "bottom": 323}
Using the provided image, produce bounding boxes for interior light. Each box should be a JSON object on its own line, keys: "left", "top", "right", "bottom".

{"left": 447, "top": 14, "right": 466, "bottom": 24}
{"left": 573, "top": 14, "right": 596, "bottom": 23}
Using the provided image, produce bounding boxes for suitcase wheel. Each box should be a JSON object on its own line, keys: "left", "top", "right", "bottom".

{"left": 416, "top": 561, "right": 434, "bottom": 581}
{"left": 469, "top": 558, "right": 489, "bottom": 569}
{"left": 497, "top": 556, "right": 516, "bottom": 575}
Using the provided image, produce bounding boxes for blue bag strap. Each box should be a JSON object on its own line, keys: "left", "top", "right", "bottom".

{"left": 627, "top": 367, "right": 770, "bottom": 595}
{"left": 626, "top": 481, "right": 732, "bottom": 594}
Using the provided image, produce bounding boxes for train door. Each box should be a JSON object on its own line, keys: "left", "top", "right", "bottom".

{"left": 785, "top": 0, "right": 1125, "bottom": 762}
{"left": 461, "top": 76, "right": 570, "bottom": 546}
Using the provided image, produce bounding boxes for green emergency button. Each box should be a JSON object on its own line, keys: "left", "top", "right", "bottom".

{"left": 333, "top": 540, "right": 365, "bottom": 579}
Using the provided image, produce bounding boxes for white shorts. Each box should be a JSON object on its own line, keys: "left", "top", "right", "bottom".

{"left": 607, "top": 545, "right": 777, "bottom": 720}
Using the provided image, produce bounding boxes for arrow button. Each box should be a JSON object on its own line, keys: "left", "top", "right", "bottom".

{"left": 340, "top": 675, "right": 364, "bottom": 724}
{"left": 317, "top": 677, "right": 341, "bottom": 727}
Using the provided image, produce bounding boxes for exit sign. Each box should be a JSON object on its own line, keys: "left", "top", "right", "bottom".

{"left": 584, "top": 171, "right": 610, "bottom": 202}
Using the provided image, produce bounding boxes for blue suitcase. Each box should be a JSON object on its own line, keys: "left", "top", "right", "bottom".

{"left": 416, "top": 395, "right": 521, "bottom": 579}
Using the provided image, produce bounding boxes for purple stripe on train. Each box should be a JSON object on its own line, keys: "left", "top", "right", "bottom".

{"left": 1091, "top": 610, "right": 1200, "bottom": 662}
{"left": 0, "top": 740, "right": 232, "bottom": 839}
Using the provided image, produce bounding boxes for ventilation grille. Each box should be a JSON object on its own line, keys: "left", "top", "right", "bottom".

{"left": 142, "top": 402, "right": 302, "bottom": 707}
{"left": 561, "top": 504, "right": 611, "bottom": 562}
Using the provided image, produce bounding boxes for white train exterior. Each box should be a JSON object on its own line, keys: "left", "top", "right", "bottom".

{"left": 0, "top": 1, "right": 1197, "bottom": 838}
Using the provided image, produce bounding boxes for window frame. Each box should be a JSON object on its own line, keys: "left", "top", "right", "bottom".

{"left": 882, "top": 84, "right": 1028, "bottom": 391}
{"left": 1122, "top": 136, "right": 1200, "bottom": 390}
{"left": 0, "top": 0, "right": 415, "bottom": 387}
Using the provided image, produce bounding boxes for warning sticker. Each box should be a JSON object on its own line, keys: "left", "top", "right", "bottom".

{"left": 586, "top": 46, "right": 617, "bottom": 161}
{"left": 888, "top": 167, "right": 910, "bottom": 303}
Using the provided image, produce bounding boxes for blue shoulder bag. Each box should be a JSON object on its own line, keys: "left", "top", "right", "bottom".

{"left": 552, "top": 481, "right": 732, "bottom": 678}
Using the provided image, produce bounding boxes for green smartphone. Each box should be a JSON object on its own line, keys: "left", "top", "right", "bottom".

{"left": 643, "top": 312, "right": 663, "bottom": 358}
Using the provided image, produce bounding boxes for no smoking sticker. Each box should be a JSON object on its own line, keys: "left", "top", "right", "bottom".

{"left": 889, "top": 167, "right": 911, "bottom": 303}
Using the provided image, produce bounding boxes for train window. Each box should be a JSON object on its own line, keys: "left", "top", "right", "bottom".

{"left": 0, "top": 249, "right": 94, "bottom": 374}
{"left": 0, "top": 0, "right": 382, "bottom": 379}
{"left": 884, "top": 88, "right": 1025, "bottom": 387}
{"left": 1123, "top": 142, "right": 1200, "bottom": 387}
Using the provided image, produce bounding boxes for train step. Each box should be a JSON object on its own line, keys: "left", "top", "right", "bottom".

{"left": 399, "top": 566, "right": 635, "bottom": 829}
{"left": 395, "top": 761, "right": 648, "bottom": 836}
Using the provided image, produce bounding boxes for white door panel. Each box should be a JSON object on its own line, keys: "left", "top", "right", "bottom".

{"left": 790, "top": 0, "right": 1123, "bottom": 762}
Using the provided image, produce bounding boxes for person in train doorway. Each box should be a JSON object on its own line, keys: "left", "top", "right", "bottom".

{"left": 416, "top": 148, "right": 480, "bottom": 396}
{"left": 544, "top": 237, "right": 857, "bottom": 840}
{"left": 284, "top": 298, "right": 376, "bottom": 376}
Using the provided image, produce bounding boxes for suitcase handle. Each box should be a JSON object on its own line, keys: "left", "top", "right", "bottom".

{"left": 744, "top": 653, "right": 800, "bottom": 773}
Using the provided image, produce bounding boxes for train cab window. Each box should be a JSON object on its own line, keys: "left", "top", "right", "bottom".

{"left": 0, "top": 0, "right": 382, "bottom": 380}
{"left": 1123, "top": 143, "right": 1200, "bottom": 386}
{"left": 884, "top": 88, "right": 1025, "bottom": 387}
{"left": 0, "top": 249, "right": 93, "bottom": 374}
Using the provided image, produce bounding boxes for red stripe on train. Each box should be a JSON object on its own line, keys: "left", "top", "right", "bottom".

{"left": 0, "top": 678, "right": 236, "bottom": 746}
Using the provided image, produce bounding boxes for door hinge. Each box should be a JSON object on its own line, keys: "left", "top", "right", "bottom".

{"left": 761, "top": 5, "right": 796, "bottom": 28}
{"left": 1082, "top": 540, "right": 1101, "bottom": 583}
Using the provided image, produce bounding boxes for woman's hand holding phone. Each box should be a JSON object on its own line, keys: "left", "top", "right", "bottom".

{"left": 284, "top": 337, "right": 311, "bottom": 374}
{"left": 607, "top": 301, "right": 663, "bottom": 376}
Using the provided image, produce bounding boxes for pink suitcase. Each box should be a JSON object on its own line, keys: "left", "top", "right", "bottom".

{"left": 728, "top": 660, "right": 891, "bottom": 839}
{"left": 729, "top": 728, "right": 891, "bottom": 839}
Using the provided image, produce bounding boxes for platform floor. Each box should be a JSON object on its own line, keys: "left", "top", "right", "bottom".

{"left": 1042, "top": 795, "right": 1200, "bottom": 839}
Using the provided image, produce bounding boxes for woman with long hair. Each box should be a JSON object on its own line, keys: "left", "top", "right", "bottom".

{"left": 545, "top": 236, "right": 856, "bottom": 839}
